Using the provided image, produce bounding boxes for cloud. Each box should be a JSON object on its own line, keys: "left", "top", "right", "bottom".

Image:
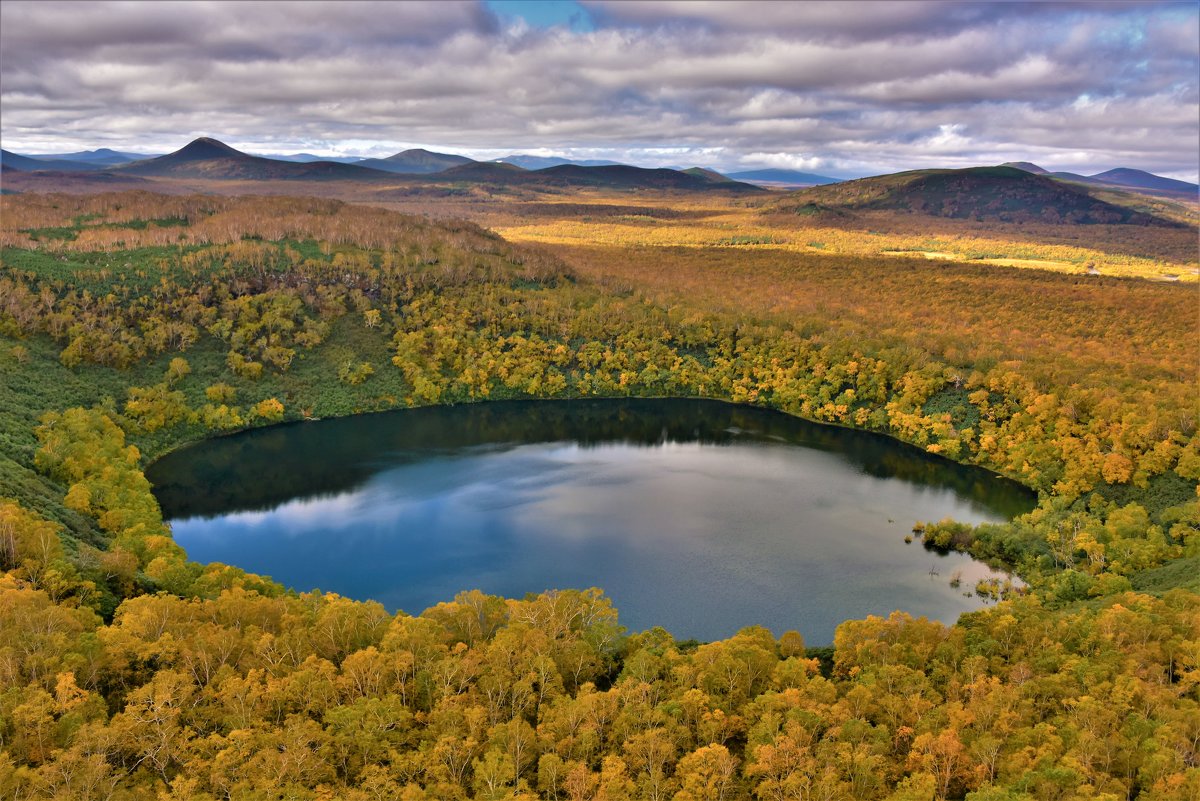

{"left": 583, "top": 0, "right": 1021, "bottom": 39}
{"left": 582, "top": 1, "right": 1185, "bottom": 42}
{"left": 0, "top": 0, "right": 1195, "bottom": 179}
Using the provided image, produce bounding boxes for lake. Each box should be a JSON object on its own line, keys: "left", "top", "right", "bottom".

{"left": 147, "top": 398, "right": 1035, "bottom": 643}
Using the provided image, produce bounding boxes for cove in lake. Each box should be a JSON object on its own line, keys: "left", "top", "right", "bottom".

{"left": 148, "top": 398, "right": 1035, "bottom": 643}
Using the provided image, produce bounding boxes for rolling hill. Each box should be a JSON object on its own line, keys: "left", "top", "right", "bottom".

{"left": 681, "top": 167, "right": 736, "bottom": 184}
{"left": 355, "top": 148, "right": 475, "bottom": 174}
{"left": 437, "top": 161, "right": 529, "bottom": 180}
{"left": 771, "top": 166, "right": 1182, "bottom": 225}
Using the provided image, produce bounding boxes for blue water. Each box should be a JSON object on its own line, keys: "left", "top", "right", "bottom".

{"left": 148, "top": 398, "right": 1034, "bottom": 643}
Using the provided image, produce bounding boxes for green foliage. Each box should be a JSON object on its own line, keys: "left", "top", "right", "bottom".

{"left": 1130, "top": 553, "right": 1200, "bottom": 594}
{"left": 922, "top": 386, "right": 981, "bottom": 431}
{"left": 337, "top": 360, "right": 375, "bottom": 385}
{"left": 1091, "top": 470, "right": 1197, "bottom": 522}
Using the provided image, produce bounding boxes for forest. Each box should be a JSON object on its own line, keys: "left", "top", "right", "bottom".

{"left": 0, "top": 189, "right": 1197, "bottom": 800}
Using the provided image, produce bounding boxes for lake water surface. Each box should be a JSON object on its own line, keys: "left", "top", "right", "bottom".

{"left": 148, "top": 398, "right": 1035, "bottom": 643}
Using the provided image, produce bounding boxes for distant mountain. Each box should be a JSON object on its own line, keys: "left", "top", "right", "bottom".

{"left": 401, "top": 160, "right": 760, "bottom": 192}
{"left": 355, "top": 148, "right": 475, "bottom": 174}
{"left": 727, "top": 169, "right": 840, "bottom": 187}
{"left": 29, "top": 148, "right": 154, "bottom": 165}
{"left": 7, "top": 139, "right": 754, "bottom": 190}
{"left": 771, "top": 166, "right": 1180, "bottom": 225}
{"left": 257, "top": 153, "right": 365, "bottom": 164}
{"left": 1090, "top": 168, "right": 1198, "bottom": 196}
{"left": 499, "top": 155, "right": 624, "bottom": 170}
{"left": 116, "top": 138, "right": 394, "bottom": 181}
{"left": 999, "top": 162, "right": 1049, "bottom": 174}
{"left": 130, "top": 137, "right": 242, "bottom": 164}
{"left": 528, "top": 164, "right": 761, "bottom": 192}
{"left": 0, "top": 149, "right": 104, "bottom": 172}
{"left": 1004, "top": 167, "right": 1110, "bottom": 191}
{"left": 1002, "top": 163, "right": 1197, "bottom": 200}
{"left": 1044, "top": 171, "right": 1099, "bottom": 185}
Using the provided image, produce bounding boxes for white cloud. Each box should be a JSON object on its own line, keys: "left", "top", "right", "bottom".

{"left": 741, "top": 152, "right": 828, "bottom": 172}
{"left": 0, "top": 0, "right": 1195, "bottom": 180}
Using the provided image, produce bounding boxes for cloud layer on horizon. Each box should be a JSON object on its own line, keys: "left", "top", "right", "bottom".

{"left": 1, "top": 0, "right": 1196, "bottom": 179}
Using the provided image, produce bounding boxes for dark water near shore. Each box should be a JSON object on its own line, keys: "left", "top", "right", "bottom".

{"left": 148, "top": 398, "right": 1034, "bottom": 643}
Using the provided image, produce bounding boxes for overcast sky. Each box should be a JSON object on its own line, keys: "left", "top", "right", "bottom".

{"left": 1, "top": 0, "right": 1197, "bottom": 179}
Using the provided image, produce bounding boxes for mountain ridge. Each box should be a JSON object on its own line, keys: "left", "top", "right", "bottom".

{"left": 4, "top": 139, "right": 1193, "bottom": 204}
{"left": 86, "top": 138, "right": 761, "bottom": 191}
{"left": 4, "top": 139, "right": 1193, "bottom": 197}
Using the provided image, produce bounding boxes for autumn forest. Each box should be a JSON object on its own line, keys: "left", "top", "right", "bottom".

{"left": 0, "top": 173, "right": 1194, "bottom": 801}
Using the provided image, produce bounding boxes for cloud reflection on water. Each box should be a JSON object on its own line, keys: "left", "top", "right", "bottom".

{"left": 160, "top": 399, "right": 1032, "bottom": 643}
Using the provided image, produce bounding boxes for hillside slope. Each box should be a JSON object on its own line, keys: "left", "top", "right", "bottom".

{"left": 773, "top": 166, "right": 1180, "bottom": 225}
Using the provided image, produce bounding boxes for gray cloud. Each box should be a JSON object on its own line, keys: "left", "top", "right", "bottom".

{"left": 1, "top": 0, "right": 1196, "bottom": 180}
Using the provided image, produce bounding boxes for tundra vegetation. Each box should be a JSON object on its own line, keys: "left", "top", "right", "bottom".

{"left": 0, "top": 190, "right": 1197, "bottom": 800}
